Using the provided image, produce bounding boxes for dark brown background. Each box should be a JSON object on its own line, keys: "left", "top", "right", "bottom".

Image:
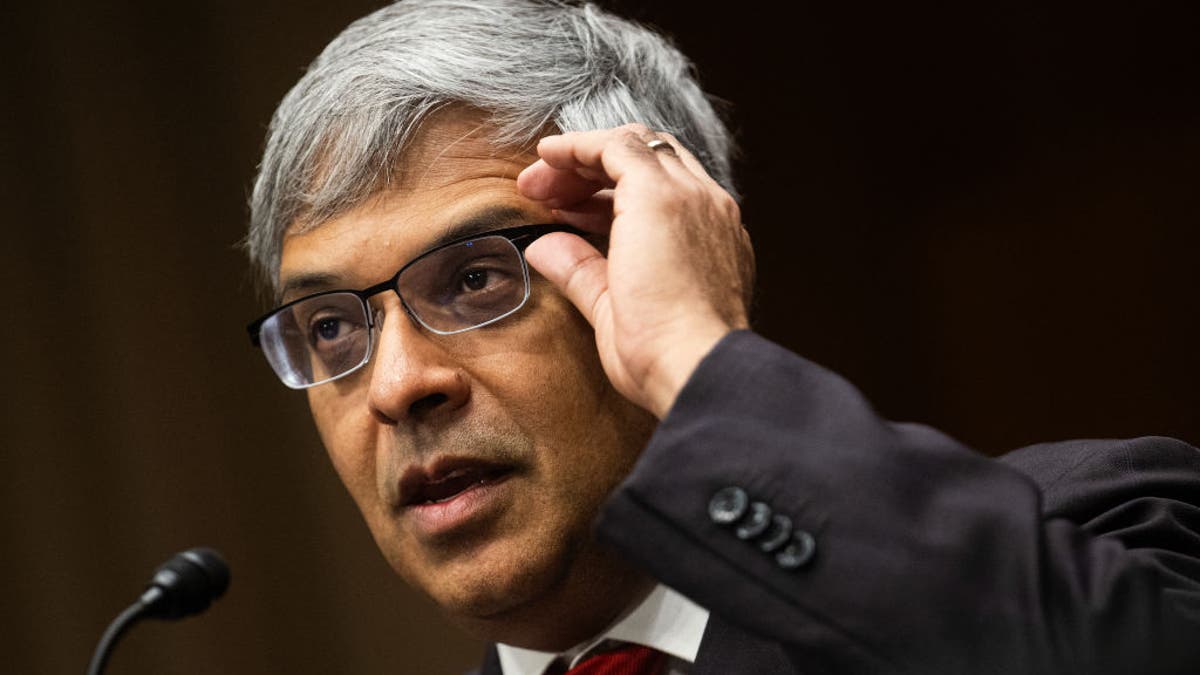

{"left": 2, "top": 1, "right": 1197, "bottom": 673}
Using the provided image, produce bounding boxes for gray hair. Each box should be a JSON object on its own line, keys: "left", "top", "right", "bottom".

{"left": 246, "top": 0, "right": 736, "bottom": 294}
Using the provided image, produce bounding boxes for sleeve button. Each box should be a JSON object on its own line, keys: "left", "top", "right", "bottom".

{"left": 735, "top": 502, "right": 772, "bottom": 539}
{"left": 758, "top": 514, "right": 793, "bottom": 552}
{"left": 776, "top": 530, "right": 816, "bottom": 570}
{"left": 708, "top": 487, "right": 749, "bottom": 525}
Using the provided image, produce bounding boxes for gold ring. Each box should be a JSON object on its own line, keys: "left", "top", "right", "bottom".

{"left": 646, "top": 139, "right": 676, "bottom": 155}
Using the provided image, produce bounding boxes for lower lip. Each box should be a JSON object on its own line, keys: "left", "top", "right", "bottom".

{"left": 404, "top": 473, "right": 514, "bottom": 537}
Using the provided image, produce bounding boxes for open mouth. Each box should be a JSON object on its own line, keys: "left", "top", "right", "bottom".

{"left": 400, "top": 461, "right": 514, "bottom": 507}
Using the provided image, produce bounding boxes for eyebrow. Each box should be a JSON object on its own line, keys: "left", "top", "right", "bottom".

{"left": 277, "top": 205, "right": 534, "bottom": 303}
{"left": 427, "top": 205, "right": 530, "bottom": 250}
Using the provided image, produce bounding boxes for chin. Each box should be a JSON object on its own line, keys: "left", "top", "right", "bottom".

{"left": 417, "top": 535, "right": 650, "bottom": 650}
{"left": 424, "top": 541, "right": 578, "bottom": 641}
{"left": 453, "top": 556, "right": 563, "bottom": 615}
{"left": 408, "top": 526, "right": 576, "bottom": 619}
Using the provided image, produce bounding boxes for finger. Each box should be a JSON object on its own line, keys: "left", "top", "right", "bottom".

{"left": 536, "top": 125, "right": 669, "bottom": 186}
{"left": 549, "top": 190, "right": 614, "bottom": 232}
{"left": 644, "top": 132, "right": 723, "bottom": 190}
{"left": 517, "top": 158, "right": 610, "bottom": 209}
{"left": 524, "top": 232, "right": 609, "bottom": 328}
{"left": 538, "top": 127, "right": 725, "bottom": 206}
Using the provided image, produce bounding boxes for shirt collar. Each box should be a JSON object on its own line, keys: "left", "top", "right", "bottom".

{"left": 496, "top": 585, "right": 710, "bottom": 675}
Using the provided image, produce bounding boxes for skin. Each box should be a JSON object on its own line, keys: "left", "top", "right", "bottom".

{"left": 277, "top": 110, "right": 753, "bottom": 650}
{"left": 520, "top": 124, "right": 754, "bottom": 419}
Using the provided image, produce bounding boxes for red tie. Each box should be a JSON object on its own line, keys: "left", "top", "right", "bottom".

{"left": 564, "top": 644, "right": 668, "bottom": 675}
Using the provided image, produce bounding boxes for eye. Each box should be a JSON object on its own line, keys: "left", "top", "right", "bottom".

{"left": 461, "top": 269, "right": 490, "bottom": 292}
{"left": 314, "top": 317, "right": 343, "bottom": 341}
{"left": 302, "top": 306, "right": 363, "bottom": 347}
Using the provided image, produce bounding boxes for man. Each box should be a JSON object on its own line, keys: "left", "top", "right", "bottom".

{"left": 244, "top": 1, "right": 1200, "bottom": 673}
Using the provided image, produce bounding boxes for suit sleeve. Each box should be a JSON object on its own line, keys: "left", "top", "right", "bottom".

{"left": 596, "top": 330, "right": 1200, "bottom": 674}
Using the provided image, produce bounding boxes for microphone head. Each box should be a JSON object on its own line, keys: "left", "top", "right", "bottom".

{"left": 142, "top": 547, "right": 231, "bottom": 620}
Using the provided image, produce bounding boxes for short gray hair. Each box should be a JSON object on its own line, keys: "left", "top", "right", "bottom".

{"left": 246, "top": 0, "right": 736, "bottom": 293}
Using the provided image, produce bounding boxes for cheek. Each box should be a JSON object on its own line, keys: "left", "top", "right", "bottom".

{"left": 309, "top": 387, "right": 413, "bottom": 570}
{"left": 307, "top": 386, "right": 376, "bottom": 501}
{"left": 488, "top": 302, "right": 650, "bottom": 486}
{"left": 483, "top": 303, "right": 601, "bottom": 421}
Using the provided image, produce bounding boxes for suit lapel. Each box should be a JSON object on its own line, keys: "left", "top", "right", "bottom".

{"left": 475, "top": 644, "right": 503, "bottom": 675}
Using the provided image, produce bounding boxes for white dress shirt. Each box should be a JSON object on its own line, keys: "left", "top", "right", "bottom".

{"left": 496, "top": 584, "right": 710, "bottom": 675}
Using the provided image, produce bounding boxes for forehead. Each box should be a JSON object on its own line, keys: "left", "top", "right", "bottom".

{"left": 277, "top": 112, "right": 549, "bottom": 299}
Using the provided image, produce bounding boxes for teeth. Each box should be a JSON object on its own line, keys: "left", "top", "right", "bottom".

{"left": 428, "top": 470, "right": 467, "bottom": 485}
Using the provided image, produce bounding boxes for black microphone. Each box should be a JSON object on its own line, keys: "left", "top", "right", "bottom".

{"left": 87, "top": 548, "right": 230, "bottom": 675}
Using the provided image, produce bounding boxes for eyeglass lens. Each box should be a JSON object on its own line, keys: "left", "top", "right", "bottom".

{"left": 258, "top": 235, "right": 530, "bottom": 388}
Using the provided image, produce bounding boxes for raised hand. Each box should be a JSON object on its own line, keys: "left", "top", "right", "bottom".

{"left": 517, "top": 124, "right": 755, "bottom": 418}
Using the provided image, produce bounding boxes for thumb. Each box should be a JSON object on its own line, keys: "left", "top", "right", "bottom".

{"left": 525, "top": 232, "right": 609, "bottom": 328}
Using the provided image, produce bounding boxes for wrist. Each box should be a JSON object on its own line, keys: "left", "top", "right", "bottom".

{"left": 640, "top": 325, "right": 732, "bottom": 419}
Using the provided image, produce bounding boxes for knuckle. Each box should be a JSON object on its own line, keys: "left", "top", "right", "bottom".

{"left": 723, "top": 196, "right": 742, "bottom": 222}
{"left": 621, "top": 122, "right": 651, "bottom": 137}
{"left": 562, "top": 251, "right": 604, "bottom": 292}
{"left": 714, "top": 188, "right": 735, "bottom": 208}
{"left": 739, "top": 225, "right": 753, "bottom": 248}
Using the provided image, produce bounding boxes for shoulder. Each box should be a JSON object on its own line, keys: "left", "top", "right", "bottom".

{"left": 999, "top": 436, "right": 1200, "bottom": 537}
{"left": 998, "top": 432, "right": 1195, "bottom": 492}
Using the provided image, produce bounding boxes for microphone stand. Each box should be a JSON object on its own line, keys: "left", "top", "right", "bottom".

{"left": 87, "top": 595, "right": 155, "bottom": 675}
{"left": 86, "top": 549, "right": 229, "bottom": 675}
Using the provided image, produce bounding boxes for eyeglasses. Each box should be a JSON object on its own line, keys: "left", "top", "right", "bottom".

{"left": 247, "top": 224, "right": 576, "bottom": 389}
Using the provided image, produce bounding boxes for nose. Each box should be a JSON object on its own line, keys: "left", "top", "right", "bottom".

{"left": 366, "top": 305, "right": 471, "bottom": 425}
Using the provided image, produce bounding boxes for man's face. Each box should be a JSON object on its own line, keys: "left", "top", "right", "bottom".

{"left": 277, "top": 112, "right": 656, "bottom": 644}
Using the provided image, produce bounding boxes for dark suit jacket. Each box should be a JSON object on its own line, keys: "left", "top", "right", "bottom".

{"left": 480, "top": 331, "right": 1200, "bottom": 674}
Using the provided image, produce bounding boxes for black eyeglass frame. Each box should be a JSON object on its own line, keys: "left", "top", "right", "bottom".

{"left": 246, "top": 223, "right": 580, "bottom": 348}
